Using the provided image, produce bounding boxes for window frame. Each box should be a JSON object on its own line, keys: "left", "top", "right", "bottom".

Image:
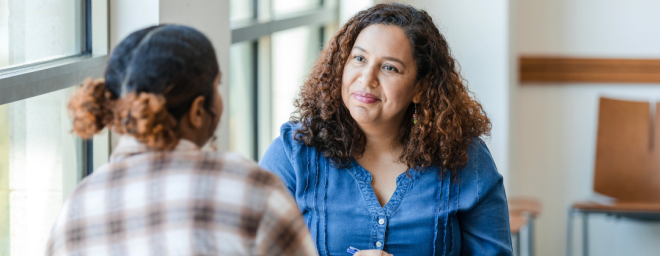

{"left": 230, "top": 0, "right": 338, "bottom": 160}
{"left": 0, "top": 0, "right": 109, "bottom": 176}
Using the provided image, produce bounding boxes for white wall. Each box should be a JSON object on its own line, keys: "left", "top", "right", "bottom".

{"left": 340, "top": 0, "right": 373, "bottom": 24}
{"left": 411, "top": 0, "right": 513, "bottom": 183}
{"left": 110, "top": 0, "right": 231, "bottom": 151}
{"left": 110, "top": 0, "right": 159, "bottom": 49}
{"left": 514, "top": 0, "right": 660, "bottom": 255}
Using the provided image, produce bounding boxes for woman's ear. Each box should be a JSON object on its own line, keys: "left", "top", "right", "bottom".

{"left": 412, "top": 78, "right": 429, "bottom": 104}
{"left": 187, "top": 96, "right": 207, "bottom": 128}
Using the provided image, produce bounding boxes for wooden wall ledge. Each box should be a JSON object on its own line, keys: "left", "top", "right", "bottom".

{"left": 519, "top": 57, "right": 660, "bottom": 84}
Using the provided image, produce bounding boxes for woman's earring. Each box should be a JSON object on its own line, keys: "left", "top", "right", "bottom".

{"left": 413, "top": 104, "right": 418, "bottom": 124}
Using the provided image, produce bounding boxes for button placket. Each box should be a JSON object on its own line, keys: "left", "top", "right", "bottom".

{"left": 374, "top": 215, "right": 386, "bottom": 250}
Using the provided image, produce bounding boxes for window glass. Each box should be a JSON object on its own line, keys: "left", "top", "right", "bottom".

{"left": 0, "top": 0, "right": 82, "bottom": 69}
{"left": 230, "top": 0, "right": 254, "bottom": 22}
{"left": 229, "top": 42, "right": 256, "bottom": 160}
{"left": 228, "top": 0, "right": 337, "bottom": 159}
{"left": 271, "top": 26, "right": 318, "bottom": 140}
{"left": 273, "top": 0, "right": 320, "bottom": 15}
{"left": 0, "top": 87, "right": 82, "bottom": 256}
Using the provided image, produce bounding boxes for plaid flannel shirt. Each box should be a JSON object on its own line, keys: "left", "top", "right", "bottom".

{"left": 46, "top": 136, "right": 317, "bottom": 256}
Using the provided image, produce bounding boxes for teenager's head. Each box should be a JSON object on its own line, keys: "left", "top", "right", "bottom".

{"left": 68, "top": 25, "right": 222, "bottom": 149}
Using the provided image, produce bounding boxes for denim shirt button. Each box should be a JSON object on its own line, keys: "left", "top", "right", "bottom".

{"left": 378, "top": 218, "right": 385, "bottom": 225}
{"left": 376, "top": 241, "right": 382, "bottom": 248}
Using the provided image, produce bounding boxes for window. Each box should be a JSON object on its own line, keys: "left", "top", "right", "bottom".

{"left": 229, "top": 41, "right": 256, "bottom": 159}
{"left": 229, "top": 0, "right": 253, "bottom": 22}
{"left": 0, "top": 0, "right": 83, "bottom": 69}
{"left": 273, "top": 0, "right": 320, "bottom": 15}
{"left": 0, "top": 87, "right": 82, "bottom": 256}
{"left": 0, "top": 1, "right": 108, "bottom": 255}
{"left": 229, "top": 0, "right": 338, "bottom": 161}
{"left": 271, "top": 26, "right": 319, "bottom": 138}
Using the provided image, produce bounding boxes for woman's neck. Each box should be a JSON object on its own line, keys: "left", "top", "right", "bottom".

{"left": 357, "top": 120, "right": 403, "bottom": 159}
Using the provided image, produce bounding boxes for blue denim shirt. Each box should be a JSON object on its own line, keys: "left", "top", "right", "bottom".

{"left": 259, "top": 122, "right": 512, "bottom": 256}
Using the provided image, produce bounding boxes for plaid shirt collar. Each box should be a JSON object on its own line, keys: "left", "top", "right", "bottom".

{"left": 110, "top": 136, "right": 200, "bottom": 163}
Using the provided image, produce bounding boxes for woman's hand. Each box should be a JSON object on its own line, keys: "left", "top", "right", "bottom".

{"left": 354, "top": 250, "right": 393, "bottom": 256}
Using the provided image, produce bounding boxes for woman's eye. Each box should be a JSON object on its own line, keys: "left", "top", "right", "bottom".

{"left": 384, "top": 65, "right": 399, "bottom": 72}
{"left": 354, "top": 56, "right": 365, "bottom": 62}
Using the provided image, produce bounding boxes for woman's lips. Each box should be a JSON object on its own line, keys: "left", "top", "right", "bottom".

{"left": 353, "top": 90, "right": 381, "bottom": 104}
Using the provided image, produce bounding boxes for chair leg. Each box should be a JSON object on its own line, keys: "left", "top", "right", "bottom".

{"left": 582, "top": 212, "right": 589, "bottom": 256}
{"left": 567, "top": 208, "right": 574, "bottom": 256}
{"left": 516, "top": 232, "right": 521, "bottom": 256}
{"left": 528, "top": 216, "right": 534, "bottom": 256}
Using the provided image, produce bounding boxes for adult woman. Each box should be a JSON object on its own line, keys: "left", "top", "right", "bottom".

{"left": 47, "top": 25, "right": 316, "bottom": 256}
{"left": 260, "top": 4, "right": 512, "bottom": 256}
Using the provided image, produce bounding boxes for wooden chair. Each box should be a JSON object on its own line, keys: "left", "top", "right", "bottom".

{"left": 509, "top": 197, "right": 542, "bottom": 219}
{"left": 510, "top": 213, "right": 527, "bottom": 256}
{"left": 509, "top": 197, "right": 542, "bottom": 256}
{"left": 507, "top": 197, "right": 541, "bottom": 256}
{"left": 567, "top": 98, "right": 660, "bottom": 256}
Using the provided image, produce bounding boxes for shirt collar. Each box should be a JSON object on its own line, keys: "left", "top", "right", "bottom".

{"left": 109, "top": 136, "right": 200, "bottom": 163}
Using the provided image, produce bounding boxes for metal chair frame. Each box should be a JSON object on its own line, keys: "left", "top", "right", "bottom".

{"left": 566, "top": 207, "right": 660, "bottom": 256}
{"left": 511, "top": 212, "right": 535, "bottom": 256}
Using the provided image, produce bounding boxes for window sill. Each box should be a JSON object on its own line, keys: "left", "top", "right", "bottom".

{"left": 0, "top": 55, "right": 108, "bottom": 105}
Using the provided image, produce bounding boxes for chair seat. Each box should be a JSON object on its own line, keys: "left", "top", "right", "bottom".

{"left": 572, "top": 201, "right": 660, "bottom": 213}
{"left": 509, "top": 197, "right": 542, "bottom": 218}
{"left": 509, "top": 214, "right": 527, "bottom": 234}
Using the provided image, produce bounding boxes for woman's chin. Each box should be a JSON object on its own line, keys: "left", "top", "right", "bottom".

{"left": 348, "top": 105, "right": 382, "bottom": 124}
{"left": 350, "top": 114, "right": 377, "bottom": 125}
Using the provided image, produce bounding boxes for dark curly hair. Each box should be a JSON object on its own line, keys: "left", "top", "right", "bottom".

{"left": 68, "top": 25, "right": 219, "bottom": 150}
{"left": 293, "top": 3, "right": 491, "bottom": 173}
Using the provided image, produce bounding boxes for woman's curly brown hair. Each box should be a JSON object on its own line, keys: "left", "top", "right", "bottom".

{"left": 293, "top": 3, "right": 491, "bottom": 173}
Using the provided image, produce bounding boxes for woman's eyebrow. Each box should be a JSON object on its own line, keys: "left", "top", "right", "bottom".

{"left": 353, "top": 46, "right": 368, "bottom": 53}
{"left": 384, "top": 57, "right": 406, "bottom": 67}
{"left": 353, "top": 46, "right": 406, "bottom": 67}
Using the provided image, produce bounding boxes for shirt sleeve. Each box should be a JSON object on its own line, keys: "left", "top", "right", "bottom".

{"left": 255, "top": 177, "right": 318, "bottom": 256}
{"left": 458, "top": 139, "right": 513, "bottom": 256}
{"left": 258, "top": 124, "right": 299, "bottom": 196}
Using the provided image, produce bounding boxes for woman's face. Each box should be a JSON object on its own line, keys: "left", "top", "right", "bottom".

{"left": 341, "top": 24, "right": 420, "bottom": 127}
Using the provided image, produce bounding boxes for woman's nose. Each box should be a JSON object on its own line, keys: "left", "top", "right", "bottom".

{"left": 358, "top": 65, "right": 379, "bottom": 88}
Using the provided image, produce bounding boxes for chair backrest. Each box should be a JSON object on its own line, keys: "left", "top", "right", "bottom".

{"left": 593, "top": 97, "right": 660, "bottom": 202}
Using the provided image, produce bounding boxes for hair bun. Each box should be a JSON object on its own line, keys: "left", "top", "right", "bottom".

{"left": 116, "top": 93, "right": 179, "bottom": 150}
{"left": 68, "top": 79, "right": 114, "bottom": 138}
